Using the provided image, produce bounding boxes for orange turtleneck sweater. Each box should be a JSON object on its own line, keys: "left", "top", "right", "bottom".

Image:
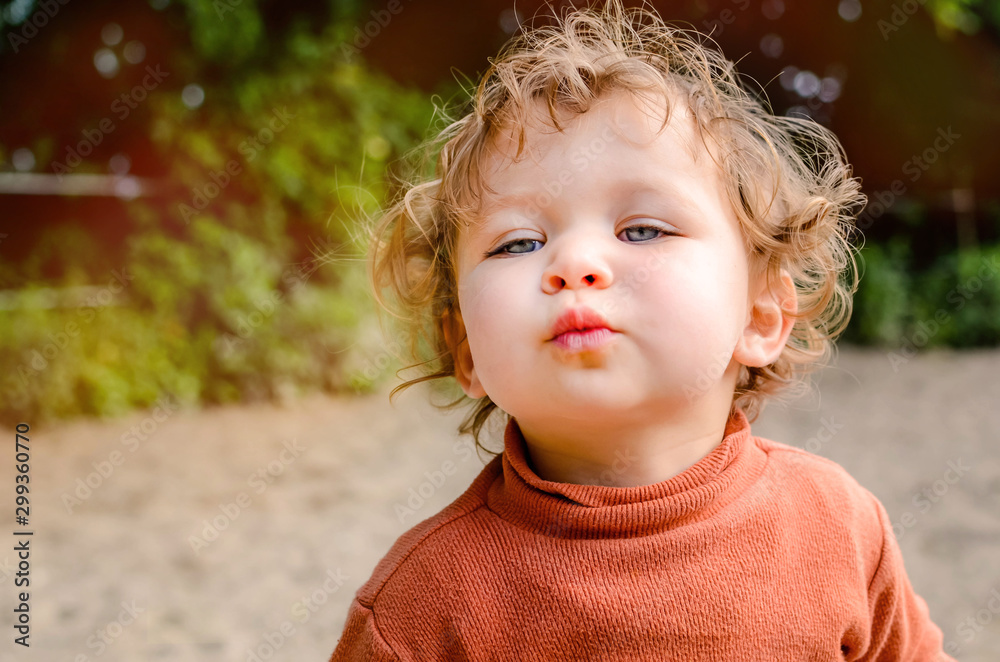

{"left": 328, "top": 410, "right": 952, "bottom": 661}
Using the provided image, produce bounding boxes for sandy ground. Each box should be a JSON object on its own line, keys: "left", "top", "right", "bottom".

{"left": 0, "top": 345, "right": 998, "bottom": 661}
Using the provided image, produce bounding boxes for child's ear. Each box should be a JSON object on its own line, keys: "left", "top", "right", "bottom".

{"left": 442, "top": 308, "right": 487, "bottom": 399}
{"left": 733, "top": 268, "right": 798, "bottom": 369}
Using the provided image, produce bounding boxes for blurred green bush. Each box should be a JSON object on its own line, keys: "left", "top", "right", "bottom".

{"left": 845, "top": 235, "right": 1000, "bottom": 349}
{"left": 0, "top": 12, "right": 438, "bottom": 423}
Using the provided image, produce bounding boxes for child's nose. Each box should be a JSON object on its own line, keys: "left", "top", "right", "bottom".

{"left": 541, "top": 236, "right": 614, "bottom": 293}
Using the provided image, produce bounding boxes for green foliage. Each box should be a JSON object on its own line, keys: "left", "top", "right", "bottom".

{"left": 846, "top": 239, "right": 913, "bottom": 346}
{"left": 845, "top": 237, "right": 1000, "bottom": 349}
{"left": 177, "top": 0, "right": 265, "bottom": 65}
{"left": 16, "top": 225, "right": 103, "bottom": 286}
{"left": 926, "top": 0, "right": 1000, "bottom": 35}
{"left": 0, "top": 15, "right": 437, "bottom": 424}
{"left": 912, "top": 243, "right": 1000, "bottom": 346}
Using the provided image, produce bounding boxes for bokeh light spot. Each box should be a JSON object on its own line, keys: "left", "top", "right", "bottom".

{"left": 182, "top": 84, "right": 205, "bottom": 109}
{"left": 110, "top": 153, "right": 132, "bottom": 175}
{"left": 123, "top": 41, "right": 146, "bottom": 64}
{"left": 819, "top": 77, "right": 842, "bottom": 103}
{"left": 12, "top": 148, "right": 35, "bottom": 172}
{"left": 3, "top": 0, "right": 33, "bottom": 25}
{"left": 760, "top": 33, "right": 783, "bottom": 59}
{"left": 94, "top": 48, "right": 120, "bottom": 78}
{"left": 779, "top": 66, "right": 799, "bottom": 91}
{"left": 762, "top": 0, "right": 785, "bottom": 20}
{"left": 365, "top": 136, "right": 390, "bottom": 160}
{"left": 101, "top": 23, "right": 124, "bottom": 47}
{"left": 838, "top": 0, "right": 863, "bottom": 22}
{"left": 499, "top": 8, "right": 522, "bottom": 34}
{"left": 793, "top": 70, "right": 821, "bottom": 98}
{"left": 114, "top": 177, "right": 141, "bottom": 200}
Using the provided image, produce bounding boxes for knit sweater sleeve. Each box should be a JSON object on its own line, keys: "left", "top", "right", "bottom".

{"left": 328, "top": 597, "right": 400, "bottom": 662}
{"left": 857, "top": 490, "right": 955, "bottom": 662}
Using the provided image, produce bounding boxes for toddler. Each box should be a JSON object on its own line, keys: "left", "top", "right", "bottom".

{"left": 329, "top": 1, "right": 953, "bottom": 659}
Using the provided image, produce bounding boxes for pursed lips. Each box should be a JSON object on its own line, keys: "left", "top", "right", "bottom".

{"left": 548, "top": 306, "right": 618, "bottom": 351}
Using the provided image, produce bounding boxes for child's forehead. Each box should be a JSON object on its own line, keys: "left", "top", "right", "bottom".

{"left": 471, "top": 89, "right": 717, "bottom": 217}
{"left": 490, "top": 89, "right": 700, "bottom": 158}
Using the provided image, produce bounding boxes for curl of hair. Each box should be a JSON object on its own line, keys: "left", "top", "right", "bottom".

{"left": 362, "top": 0, "right": 865, "bottom": 456}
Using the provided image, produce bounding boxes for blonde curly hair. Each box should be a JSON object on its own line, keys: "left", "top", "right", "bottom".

{"left": 363, "top": 0, "right": 864, "bottom": 456}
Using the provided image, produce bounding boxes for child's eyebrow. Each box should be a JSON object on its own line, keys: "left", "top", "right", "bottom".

{"left": 613, "top": 180, "right": 702, "bottom": 216}
{"left": 478, "top": 191, "right": 537, "bottom": 217}
{"left": 479, "top": 177, "right": 703, "bottom": 221}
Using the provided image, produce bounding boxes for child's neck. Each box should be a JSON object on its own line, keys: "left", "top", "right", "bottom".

{"left": 516, "top": 397, "right": 736, "bottom": 488}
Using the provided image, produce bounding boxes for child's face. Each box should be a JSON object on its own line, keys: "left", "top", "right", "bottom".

{"left": 446, "top": 90, "right": 788, "bottom": 430}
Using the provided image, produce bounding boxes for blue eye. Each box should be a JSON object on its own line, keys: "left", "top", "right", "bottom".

{"left": 484, "top": 238, "right": 542, "bottom": 257}
{"left": 483, "top": 224, "right": 673, "bottom": 258}
{"left": 621, "top": 225, "right": 671, "bottom": 242}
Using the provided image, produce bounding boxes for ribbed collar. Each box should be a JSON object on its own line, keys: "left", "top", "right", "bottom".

{"left": 486, "top": 409, "right": 765, "bottom": 539}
